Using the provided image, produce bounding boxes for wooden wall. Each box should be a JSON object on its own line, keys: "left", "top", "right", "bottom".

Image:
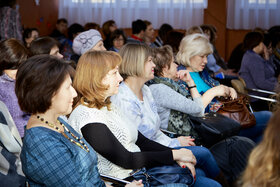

{"left": 18, "top": 0, "right": 252, "bottom": 61}
{"left": 18, "top": 0, "right": 59, "bottom": 36}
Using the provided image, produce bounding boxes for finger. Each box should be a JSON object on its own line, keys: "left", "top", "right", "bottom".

{"left": 188, "top": 141, "right": 195, "bottom": 146}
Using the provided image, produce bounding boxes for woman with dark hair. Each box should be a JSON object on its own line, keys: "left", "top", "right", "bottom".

{"left": 30, "top": 36, "right": 63, "bottom": 59}
{"left": 0, "top": 38, "right": 29, "bottom": 137}
{"left": 154, "top": 23, "right": 173, "bottom": 47}
{"left": 143, "top": 20, "right": 156, "bottom": 48}
{"left": 164, "top": 31, "right": 185, "bottom": 55}
{"left": 15, "top": 54, "right": 142, "bottom": 187}
{"left": 102, "top": 20, "right": 117, "bottom": 49}
{"left": 109, "top": 29, "right": 127, "bottom": 52}
{"left": 239, "top": 31, "right": 279, "bottom": 111}
{"left": 23, "top": 28, "right": 39, "bottom": 48}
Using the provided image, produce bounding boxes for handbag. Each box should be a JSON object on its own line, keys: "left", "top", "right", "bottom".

{"left": 131, "top": 164, "right": 194, "bottom": 187}
{"left": 217, "top": 96, "right": 256, "bottom": 128}
{"left": 188, "top": 112, "right": 241, "bottom": 147}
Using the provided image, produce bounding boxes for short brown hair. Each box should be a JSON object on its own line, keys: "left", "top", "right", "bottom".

{"left": 30, "top": 36, "right": 60, "bottom": 56}
{"left": 74, "top": 51, "right": 121, "bottom": 110}
{"left": 0, "top": 39, "right": 29, "bottom": 75}
{"left": 153, "top": 45, "right": 173, "bottom": 77}
{"left": 15, "top": 55, "right": 74, "bottom": 114}
{"left": 119, "top": 43, "right": 152, "bottom": 80}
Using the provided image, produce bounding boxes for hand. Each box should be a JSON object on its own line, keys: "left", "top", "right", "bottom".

{"left": 125, "top": 180, "right": 143, "bottom": 187}
{"left": 177, "top": 136, "right": 196, "bottom": 146}
{"left": 172, "top": 148, "right": 197, "bottom": 165}
{"left": 176, "top": 161, "right": 196, "bottom": 179}
{"left": 228, "top": 87, "right": 237, "bottom": 99}
{"left": 176, "top": 70, "right": 195, "bottom": 86}
{"left": 211, "top": 85, "right": 230, "bottom": 97}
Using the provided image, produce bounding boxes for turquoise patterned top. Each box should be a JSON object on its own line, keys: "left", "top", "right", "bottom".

{"left": 21, "top": 118, "right": 105, "bottom": 187}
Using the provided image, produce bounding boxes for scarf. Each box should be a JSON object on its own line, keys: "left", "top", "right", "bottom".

{"left": 148, "top": 77, "right": 202, "bottom": 145}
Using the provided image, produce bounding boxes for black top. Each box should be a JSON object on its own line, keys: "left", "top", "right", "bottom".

{"left": 81, "top": 123, "right": 175, "bottom": 169}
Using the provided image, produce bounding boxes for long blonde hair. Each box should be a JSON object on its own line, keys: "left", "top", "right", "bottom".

{"left": 74, "top": 51, "right": 121, "bottom": 109}
{"left": 242, "top": 109, "right": 280, "bottom": 187}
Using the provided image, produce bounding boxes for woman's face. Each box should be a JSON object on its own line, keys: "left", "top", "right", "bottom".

{"left": 163, "top": 59, "right": 178, "bottom": 80}
{"left": 113, "top": 35, "right": 124, "bottom": 50}
{"left": 102, "top": 65, "right": 123, "bottom": 98}
{"left": 25, "top": 30, "right": 39, "bottom": 47}
{"left": 50, "top": 75, "right": 77, "bottom": 116}
{"left": 91, "top": 40, "right": 106, "bottom": 51}
{"left": 143, "top": 56, "right": 156, "bottom": 81}
{"left": 50, "top": 45, "right": 63, "bottom": 59}
{"left": 189, "top": 54, "right": 208, "bottom": 72}
{"left": 254, "top": 42, "right": 265, "bottom": 54}
{"left": 109, "top": 24, "right": 117, "bottom": 33}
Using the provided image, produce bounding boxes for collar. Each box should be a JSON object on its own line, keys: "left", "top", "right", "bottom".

{"left": 131, "top": 35, "right": 143, "bottom": 42}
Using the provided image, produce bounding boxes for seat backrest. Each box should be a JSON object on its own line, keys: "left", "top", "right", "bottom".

{"left": 231, "top": 78, "right": 247, "bottom": 95}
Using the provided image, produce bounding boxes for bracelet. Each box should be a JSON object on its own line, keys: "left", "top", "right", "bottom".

{"left": 188, "top": 85, "right": 197, "bottom": 89}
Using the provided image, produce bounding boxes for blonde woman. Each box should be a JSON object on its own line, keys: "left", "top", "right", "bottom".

{"left": 242, "top": 109, "right": 280, "bottom": 187}
{"left": 176, "top": 33, "right": 271, "bottom": 143}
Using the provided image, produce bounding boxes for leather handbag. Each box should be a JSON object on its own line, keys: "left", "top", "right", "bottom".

{"left": 217, "top": 96, "right": 256, "bottom": 129}
{"left": 131, "top": 164, "right": 194, "bottom": 187}
{"left": 188, "top": 113, "right": 241, "bottom": 147}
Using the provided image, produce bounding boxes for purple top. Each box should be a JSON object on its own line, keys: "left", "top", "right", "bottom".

{"left": 239, "top": 50, "right": 278, "bottom": 101}
{"left": 0, "top": 73, "right": 29, "bottom": 137}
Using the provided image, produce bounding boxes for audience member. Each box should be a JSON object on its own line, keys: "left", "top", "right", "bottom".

{"left": 15, "top": 54, "right": 142, "bottom": 187}
{"left": 239, "top": 31, "right": 279, "bottom": 111}
{"left": 126, "top": 19, "right": 146, "bottom": 44}
{"left": 30, "top": 36, "right": 63, "bottom": 59}
{"left": 68, "top": 50, "right": 195, "bottom": 186}
{"left": 242, "top": 108, "right": 280, "bottom": 187}
{"left": 154, "top": 23, "right": 173, "bottom": 47}
{"left": 143, "top": 20, "right": 156, "bottom": 48}
{"left": 0, "top": 100, "right": 25, "bottom": 186}
{"left": 186, "top": 26, "right": 203, "bottom": 35}
{"left": 0, "top": 0, "right": 22, "bottom": 41}
{"left": 177, "top": 33, "right": 271, "bottom": 143}
{"left": 49, "top": 18, "right": 68, "bottom": 41}
{"left": 108, "top": 29, "right": 127, "bottom": 52}
{"left": 72, "top": 29, "right": 106, "bottom": 57}
{"left": 0, "top": 39, "right": 29, "bottom": 138}
{"left": 268, "top": 26, "right": 280, "bottom": 77}
{"left": 60, "top": 23, "right": 84, "bottom": 60}
{"left": 200, "top": 24, "right": 237, "bottom": 86}
{"left": 164, "top": 31, "right": 185, "bottom": 55}
{"left": 84, "top": 22, "right": 101, "bottom": 31}
{"left": 102, "top": 20, "right": 117, "bottom": 49}
{"left": 111, "top": 43, "right": 226, "bottom": 187}
{"left": 22, "top": 28, "right": 39, "bottom": 48}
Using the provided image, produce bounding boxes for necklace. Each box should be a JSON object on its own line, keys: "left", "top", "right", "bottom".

{"left": 37, "top": 116, "right": 90, "bottom": 152}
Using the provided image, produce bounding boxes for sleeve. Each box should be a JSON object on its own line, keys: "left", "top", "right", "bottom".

{"left": 81, "top": 123, "right": 175, "bottom": 169}
{"left": 136, "top": 131, "right": 172, "bottom": 151}
{"left": 149, "top": 84, "right": 204, "bottom": 117}
{"left": 247, "top": 58, "right": 277, "bottom": 91}
{"left": 112, "top": 86, "right": 181, "bottom": 148}
{"left": 24, "top": 133, "right": 105, "bottom": 187}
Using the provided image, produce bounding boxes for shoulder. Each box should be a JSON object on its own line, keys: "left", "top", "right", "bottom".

{"left": 23, "top": 127, "right": 61, "bottom": 150}
{"left": 69, "top": 105, "right": 106, "bottom": 132}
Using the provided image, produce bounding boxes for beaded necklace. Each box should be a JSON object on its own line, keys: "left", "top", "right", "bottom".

{"left": 37, "top": 116, "right": 90, "bottom": 152}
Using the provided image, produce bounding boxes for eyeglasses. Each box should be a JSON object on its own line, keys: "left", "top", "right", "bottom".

{"left": 114, "top": 38, "right": 124, "bottom": 42}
